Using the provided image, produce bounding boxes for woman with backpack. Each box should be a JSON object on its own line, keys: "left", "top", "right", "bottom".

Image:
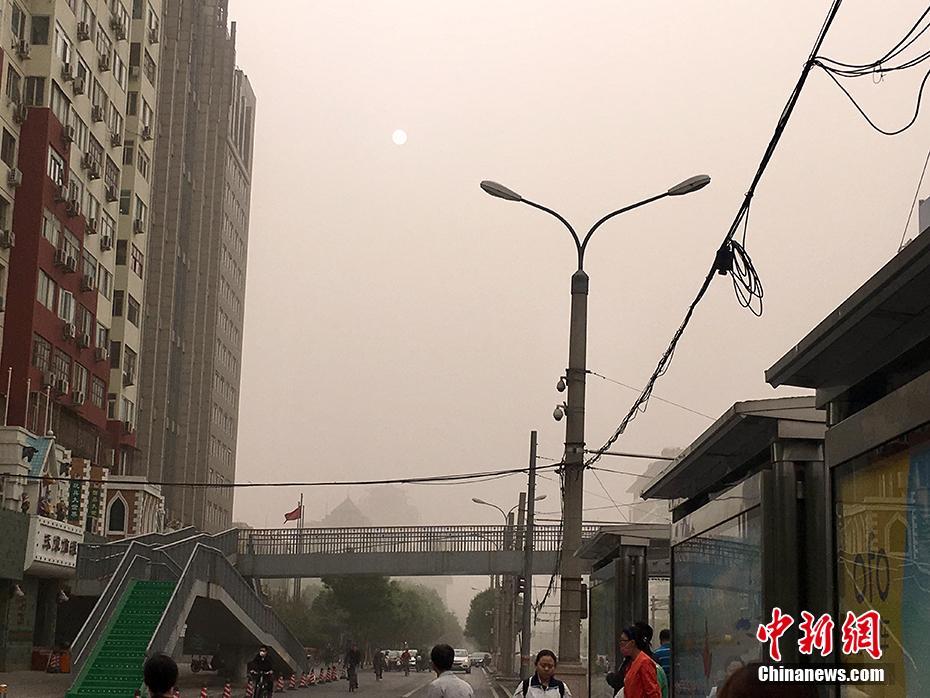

{"left": 513, "top": 650, "right": 572, "bottom": 698}
{"left": 617, "top": 626, "right": 661, "bottom": 698}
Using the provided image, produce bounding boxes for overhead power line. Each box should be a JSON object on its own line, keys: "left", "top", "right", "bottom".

{"left": 583, "top": 0, "right": 846, "bottom": 470}
{"left": 6, "top": 462, "right": 565, "bottom": 489}
{"left": 586, "top": 370, "right": 715, "bottom": 420}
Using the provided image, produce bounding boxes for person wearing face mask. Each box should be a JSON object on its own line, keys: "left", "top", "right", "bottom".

{"left": 618, "top": 626, "right": 661, "bottom": 698}
{"left": 514, "top": 650, "right": 572, "bottom": 698}
{"left": 248, "top": 646, "right": 276, "bottom": 697}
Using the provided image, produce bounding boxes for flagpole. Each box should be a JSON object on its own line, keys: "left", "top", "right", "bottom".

{"left": 294, "top": 492, "right": 303, "bottom": 601}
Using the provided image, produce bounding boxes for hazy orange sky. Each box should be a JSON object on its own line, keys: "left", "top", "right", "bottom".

{"left": 221, "top": 0, "right": 930, "bottom": 614}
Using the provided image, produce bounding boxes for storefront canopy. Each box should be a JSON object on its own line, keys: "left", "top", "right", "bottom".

{"left": 640, "top": 396, "right": 824, "bottom": 501}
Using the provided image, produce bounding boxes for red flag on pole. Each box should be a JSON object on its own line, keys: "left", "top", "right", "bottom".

{"left": 284, "top": 503, "right": 302, "bottom": 523}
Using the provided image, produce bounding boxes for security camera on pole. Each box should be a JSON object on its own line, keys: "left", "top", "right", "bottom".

{"left": 481, "top": 174, "right": 711, "bottom": 697}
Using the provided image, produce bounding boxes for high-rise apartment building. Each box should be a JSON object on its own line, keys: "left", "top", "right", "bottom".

{"left": 0, "top": 0, "right": 161, "bottom": 478}
{"left": 137, "top": 0, "right": 253, "bottom": 531}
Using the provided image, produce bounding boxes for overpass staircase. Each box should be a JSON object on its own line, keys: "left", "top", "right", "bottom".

{"left": 68, "top": 529, "right": 305, "bottom": 697}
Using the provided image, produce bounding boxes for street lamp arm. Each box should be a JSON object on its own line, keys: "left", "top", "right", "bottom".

{"left": 579, "top": 191, "right": 669, "bottom": 261}
{"left": 522, "top": 198, "right": 584, "bottom": 269}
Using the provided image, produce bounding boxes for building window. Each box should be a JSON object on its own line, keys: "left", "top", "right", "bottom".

{"left": 24, "top": 77, "right": 45, "bottom": 107}
{"left": 10, "top": 3, "right": 27, "bottom": 44}
{"left": 96, "top": 322, "right": 109, "bottom": 349}
{"left": 54, "top": 23, "right": 73, "bottom": 66}
{"left": 112, "top": 289, "right": 124, "bottom": 316}
{"left": 113, "top": 52, "right": 127, "bottom": 90}
{"left": 53, "top": 349, "right": 70, "bottom": 381}
{"left": 106, "top": 496, "right": 126, "bottom": 533}
{"left": 143, "top": 49, "right": 156, "bottom": 86}
{"left": 136, "top": 150, "right": 149, "bottom": 180}
{"left": 97, "top": 266, "right": 113, "bottom": 300}
{"left": 127, "top": 295, "right": 140, "bottom": 326}
{"left": 5, "top": 65, "right": 22, "bottom": 105}
{"left": 124, "top": 347, "right": 137, "bottom": 380}
{"left": 101, "top": 211, "right": 116, "bottom": 241}
{"left": 58, "top": 290, "right": 76, "bottom": 324}
{"left": 30, "top": 16, "right": 50, "bottom": 45}
{"left": 32, "top": 335, "right": 52, "bottom": 372}
{"left": 120, "top": 396, "right": 135, "bottom": 424}
{"left": 134, "top": 196, "right": 147, "bottom": 224}
{"left": 96, "top": 27, "right": 112, "bottom": 60}
{"left": 37, "top": 270, "right": 57, "bottom": 310}
{"left": 47, "top": 148, "right": 66, "bottom": 186}
{"left": 126, "top": 90, "right": 138, "bottom": 116}
{"left": 109, "top": 341, "right": 121, "bottom": 369}
{"left": 72, "top": 362, "right": 88, "bottom": 396}
{"left": 122, "top": 139, "right": 135, "bottom": 166}
{"left": 141, "top": 98, "right": 153, "bottom": 127}
{"left": 115, "top": 240, "right": 127, "bottom": 265}
{"left": 119, "top": 189, "right": 131, "bottom": 215}
{"left": 42, "top": 210, "right": 62, "bottom": 246}
{"left": 77, "top": 304, "right": 94, "bottom": 337}
{"left": 107, "top": 392, "right": 117, "bottom": 419}
{"left": 104, "top": 156, "right": 119, "bottom": 189}
{"left": 130, "top": 244, "right": 144, "bottom": 277}
{"left": 91, "top": 377, "right": 106, "bottom": 409}
{"left": 1, "top": 130, "right": 17, "bottom": 169}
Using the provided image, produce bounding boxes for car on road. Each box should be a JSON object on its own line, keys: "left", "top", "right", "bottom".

{"left": 385, "top": 650, "right": 401, "bottom": 671}
{"left": 452, "top": 648, "right": 471, "bottom": 674}
{"left": 468, "top": 652, "right": 489, "bottom": 668}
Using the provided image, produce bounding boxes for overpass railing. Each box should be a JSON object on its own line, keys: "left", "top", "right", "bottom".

{"left": 238, "top": 525, "right": 599, "bottom": 556}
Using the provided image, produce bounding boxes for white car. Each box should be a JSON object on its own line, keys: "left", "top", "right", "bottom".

{"left": 452, "top": 648, "right": 471, "bottom": 673}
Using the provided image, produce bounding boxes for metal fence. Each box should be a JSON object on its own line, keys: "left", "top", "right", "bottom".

{"left": 238, "top": 524, "right": 599, "bottom": 557}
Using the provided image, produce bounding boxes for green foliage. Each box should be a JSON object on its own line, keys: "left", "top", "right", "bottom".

{"left": 464, "top": 588, "right": 495, "bottom": 650}
{"left": 271, "top": 576, "right": 463, "bottom": 659}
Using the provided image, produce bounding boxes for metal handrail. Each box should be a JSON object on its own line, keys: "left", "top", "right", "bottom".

{"left": 147, "top": 543, "right": 305, "bottom": 671}
{"left": 238, "top": 524, "right": 598, "bottom": 556}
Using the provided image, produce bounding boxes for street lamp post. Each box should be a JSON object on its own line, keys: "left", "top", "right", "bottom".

{"left": 480, "top": 174, "right": 710, "bottom": 693}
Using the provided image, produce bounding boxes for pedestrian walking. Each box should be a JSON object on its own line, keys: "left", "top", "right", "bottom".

{"left": 373, "top": 648, "right": 385, "bottom": 681}
{"left": 618, "top": 626, "right": 661, "bottom": 698}
{"left": 513, "top": 650, "right": 571, "bottom": 698}
{"left": 652, "top": 630, "right": 671, "bottom": 683}
{"left": 426, "top": 644, "right": 474, "bottom": 698}
{"left": 143, "top": 653, "right": 179, "bottom": 698}
{"left": 344, "top": 641, "right": 362, "bottom": 692}
{"left": 400, "top": 645, "right": 412, "bottom": 677}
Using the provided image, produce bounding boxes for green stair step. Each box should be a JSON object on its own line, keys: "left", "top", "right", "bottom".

{"left": 66, "top": 580, "right": 176, "bottom": 698}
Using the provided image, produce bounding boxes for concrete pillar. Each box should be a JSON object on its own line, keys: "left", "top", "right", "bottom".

{"left": 33, "top": 578, "right": 58, "bottom": 648}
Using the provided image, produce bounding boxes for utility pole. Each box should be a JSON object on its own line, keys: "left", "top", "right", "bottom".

{"left": 520, "top": 431, "right": 537, "bottom": 679}
{"left": 501, "top": 511, "right": 516, "bottom": 676}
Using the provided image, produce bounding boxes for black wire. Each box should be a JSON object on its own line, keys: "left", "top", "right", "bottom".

{"left": 584, "top": 0, "right": 845, "bottom": 469}
{"left": 5, "top": 462, "right": 566, "bottom": 489}
{"left": 814, "top": 60, "right": 930, "bottom": 135}
{"left": 816, "top": 4, "right": 930, "bottom": 72}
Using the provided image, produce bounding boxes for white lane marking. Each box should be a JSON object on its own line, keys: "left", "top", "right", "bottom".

{"left": 402, "top": 678, "right": 433, "bottom": 698}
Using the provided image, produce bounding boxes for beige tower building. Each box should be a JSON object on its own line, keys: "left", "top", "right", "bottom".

{"left": 137, "top": 0, "right": 253, "bottom": 531}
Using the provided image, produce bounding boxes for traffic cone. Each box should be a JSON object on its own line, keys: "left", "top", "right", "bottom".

{"left": 275, "top": 675, "right": 286, "bottom": 691}
{"left": 245, "top": 680, "right": 254, "bottom": 698}
{"left": 289, "top": 673, "right": 298, "bottom": 690}
{"left": 200, "top": 686, "right": 208, "bottom": 698}
{"left": 299, "top": 672, "right": 307, "bottom": 688}
{"left": 308, "top": 669, "right": 316, "bottom": 685}
{"left": 222, "top": 682, "right": 232, "bottom": 698}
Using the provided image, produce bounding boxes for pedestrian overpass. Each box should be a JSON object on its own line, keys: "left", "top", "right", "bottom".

{"left": 235, "top": 524, "right": 603, "bottom": 577}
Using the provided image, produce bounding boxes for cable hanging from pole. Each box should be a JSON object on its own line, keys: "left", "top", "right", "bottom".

{"left": 584, "top": 0, "right": 846, "bottom": 470}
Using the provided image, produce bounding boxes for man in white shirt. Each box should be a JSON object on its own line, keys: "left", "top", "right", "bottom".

{"left": 426, "top": 644, "right": 474, "bottom": 698}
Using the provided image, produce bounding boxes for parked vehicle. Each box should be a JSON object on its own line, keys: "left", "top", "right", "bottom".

{"left": 385, "top": 650, "right": 402, "bottom": 671}
{"left": 452, "top": 648, "right": 471, "bottom": 674}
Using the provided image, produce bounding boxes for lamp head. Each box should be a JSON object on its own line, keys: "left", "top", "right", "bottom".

{"left": 668, "top": 174, "right": 711, "bottom": 196}
{"left": 480, "top": 180, "right": 523, "bottom": 202}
